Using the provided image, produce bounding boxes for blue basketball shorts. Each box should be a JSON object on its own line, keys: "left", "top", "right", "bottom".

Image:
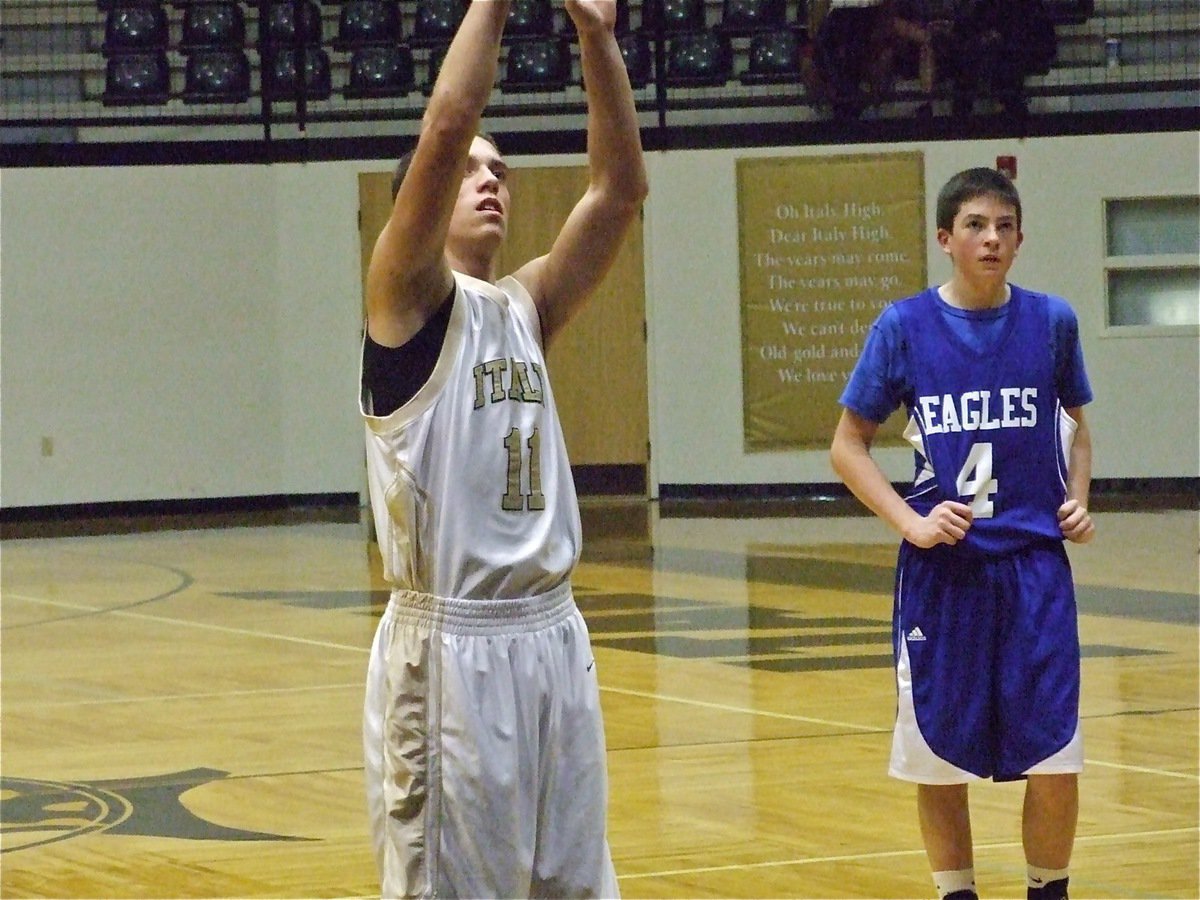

{"left": 888, "top": 539, "right": 1083, "bottom": 783}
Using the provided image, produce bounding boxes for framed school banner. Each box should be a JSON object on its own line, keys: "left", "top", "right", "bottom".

{"left": 738, "top": 152, "right": 926, "bottom": 451}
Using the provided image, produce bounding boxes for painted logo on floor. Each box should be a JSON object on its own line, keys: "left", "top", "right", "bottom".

{"left": 0, "top": 768, "right": 308, "bottom": 853}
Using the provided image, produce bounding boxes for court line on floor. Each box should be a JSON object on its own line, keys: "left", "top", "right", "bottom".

{"left": 3, "top": 683, "right": 366, "bottom": 708}
{"left": 5, "top": 592, "right": 368, "bottom": 653}
{"left": 615, "top": 826, "right": 1199, "bottom": 882}
{"left": 1083, "top": 758, "right": 1200, "bottom": 780}
{"left": 1, "top": 558, "right": 195, "bottom": 629}
{"left": 601, "top": 685, "right": 882, "bottom": 732}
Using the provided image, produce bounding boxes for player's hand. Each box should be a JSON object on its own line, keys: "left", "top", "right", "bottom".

{"left": 1058, "top": 498, "right": 1095, "bottom": 544}
{"left": 565, "top": 0, "right": 617, "bottom": 34}
{"left": 905, "top": 500, "right": 974, "bottom": 548}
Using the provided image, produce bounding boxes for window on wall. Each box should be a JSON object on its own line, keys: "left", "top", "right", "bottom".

{"left": 1103, "top": 196, "right": 1199, "bottom": 333}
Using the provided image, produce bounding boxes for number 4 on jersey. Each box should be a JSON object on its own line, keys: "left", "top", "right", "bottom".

{"left": 956, "top": 442, "right": 997, "bottom": 518}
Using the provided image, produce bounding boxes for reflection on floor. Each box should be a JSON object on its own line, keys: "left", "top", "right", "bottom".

{"left": 1, "top": 498, "right": 1196, "bottom": 898}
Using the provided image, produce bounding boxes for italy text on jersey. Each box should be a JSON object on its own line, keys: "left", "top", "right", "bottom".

{"left": 472, "top": 358, "right": 547, "bottom": 409}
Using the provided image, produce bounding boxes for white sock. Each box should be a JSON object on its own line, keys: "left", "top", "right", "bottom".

{"left": 1028, "top": 864, "right": 1070, "bottom": 888}
{"left": 933, "top": 868, "right": 976, "bottom": 898}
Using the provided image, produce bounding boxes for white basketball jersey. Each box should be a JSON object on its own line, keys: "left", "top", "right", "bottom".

{"left": 361, "top": 272, "right": 581, "bottom": 600}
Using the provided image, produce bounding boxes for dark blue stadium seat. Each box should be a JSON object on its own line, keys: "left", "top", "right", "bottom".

{"left": 505, "top": 0, "right": 556, "bottom": 42}
{"left": 344, "top": 45, "right": 416, "bottom": 98}
{"left": 719, "top": 0, "right": 789, "bottom": 35}
{"left": 740, "top": 27, "right": 804, "bottom": 84}
{"left": 502, "top": 37, "right": 572, "bottom": 91}
{"left": 102, "top": 4, "right": 169, "bottom": 54}
{"left": 265, "top": 0, "right": 324, "bottom": 49}
{"left": 335, "top": 1, "right": 403, "bottom": 50}
{"left": 665, "top": 31, "right": 732, "bottom": 87}
{"left": 180, "top": 3, "right": 245, "bottom": 52}
{"left": 265, "top": 47, "right": 332, "bottom": 100}
{"left": 642, "top": 0, "right": 706, "bottom": 35}
{"left": 411, "top": 0, "right": 466, "bottom": 47}
{"left": 102, "top": 51, "right": 170, "bottom": 104}
{"left": 183, "top": 48, "right": 251, "bottom": 103}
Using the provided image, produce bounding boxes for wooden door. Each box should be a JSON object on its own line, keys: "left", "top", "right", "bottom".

{"left": 357, "top": 171, "right": 394, "bottom": 317}
{"left": 358, "top": 166, "right": 650, "bottom": 486}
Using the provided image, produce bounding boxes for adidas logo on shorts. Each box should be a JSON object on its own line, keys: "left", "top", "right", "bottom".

{"left": 906, "top": 626, "right": 927, "bottom": 642}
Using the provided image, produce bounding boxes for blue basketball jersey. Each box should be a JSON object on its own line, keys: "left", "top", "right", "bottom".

{"left": 893, "top": 287, "right": 1075, "bottom": 554}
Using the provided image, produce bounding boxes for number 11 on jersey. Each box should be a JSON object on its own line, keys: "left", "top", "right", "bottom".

{"left": 502, "top": 427, "right": 546, "bottom": 512}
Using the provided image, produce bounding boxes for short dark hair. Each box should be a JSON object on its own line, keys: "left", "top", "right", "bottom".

{"left": 390, "top": 132, "right": 502, "bottom": 201}
{"left": 936, "top": 167, "right": 1022, "bottom": 232}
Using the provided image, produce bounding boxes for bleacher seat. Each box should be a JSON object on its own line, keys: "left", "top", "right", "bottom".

{"left": 265, "top": 46, "right": 332, "bottom": 99}
{"left": 740, "top": 27, "right": 804, "bottom": 84}
{"left": 102, "top": 51, "right": 170, "bottom": 104}
{"left": 183, "top": 48, "right": 251, "bottom": 102}
{"left": 265, "top": 0, "right": 323, "bottom": 49}
{"left": 344, "top": 45, "right": 416, "bottom": 97}
{"left": 501, "top": 37, "right": 572, "bottom": 91}
{"left": 335, "top": 1, "right": 403, "bottom": 50}
{"left": 411, "top": 0, "right": 466, "bottom": 47}
{"left": 643, "top": 0, "right": 706, "bottom": 34}
{"left": 719, "top": 0, "right": 788, "bottom": 36}
{"left": 180, "top": 3, "right": 245, "bottom": 52}
{"left": 102, "top": 4, "right": 169, "bottom": 54}
{"left": 506, "top": 0, "right": 556, "bottom": 42}
{"left": 665, "top": 31, "right": 732, "bottom": 86}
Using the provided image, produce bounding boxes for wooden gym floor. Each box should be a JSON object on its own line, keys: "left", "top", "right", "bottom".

{"left": 1, "top": 499, "right": 1196, "bottom": 899}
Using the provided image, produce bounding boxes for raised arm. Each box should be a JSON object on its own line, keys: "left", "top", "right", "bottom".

{"left": 512, "top": 0, "right": 649, "bottom": 346}
{"left": 366, "top": 0, "right": 511, "bottom": 348}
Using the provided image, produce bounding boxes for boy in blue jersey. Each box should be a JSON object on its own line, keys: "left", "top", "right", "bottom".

{"left": 831, "top": 167, "right": 1095, "bottom": 900}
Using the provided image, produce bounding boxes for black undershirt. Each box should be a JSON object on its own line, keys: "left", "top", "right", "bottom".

{"left": 362, "top": 285, "right": 454, "bottom": 416}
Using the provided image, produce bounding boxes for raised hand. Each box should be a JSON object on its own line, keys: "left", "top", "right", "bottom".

{"left": 565, "top": 0, "right": 617, "bottom": 33}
